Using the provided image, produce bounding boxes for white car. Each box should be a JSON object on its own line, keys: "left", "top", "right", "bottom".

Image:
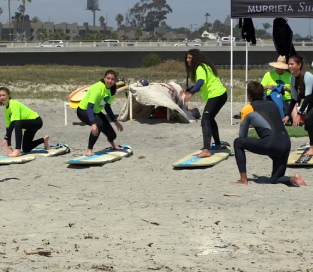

{"left": 39, "top": 40, "right": 64, "bottom": 48}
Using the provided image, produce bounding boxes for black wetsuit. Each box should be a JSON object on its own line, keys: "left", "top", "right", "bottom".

{"left": 7, "top": 118, "right": 44, "bottom": 152}
{"left": 234, "top": 100, "right": 291, "bottom": 185}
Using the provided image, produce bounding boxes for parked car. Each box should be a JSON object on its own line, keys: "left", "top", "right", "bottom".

{"left": 38, "top": 40, "right": 64, "bottom": 48}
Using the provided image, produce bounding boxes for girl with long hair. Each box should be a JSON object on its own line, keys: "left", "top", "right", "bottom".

{"left": 183, "top": 49, "right": 227, "bottom": 158}
{"left": 283, "top": 55, "right": 313, "bottom": 156}
{"left": 77, "top": 69, "right": 123, "bottom": 156}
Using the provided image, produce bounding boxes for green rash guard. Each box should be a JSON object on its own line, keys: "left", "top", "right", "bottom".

{"left": 79, "top": 80, "right": 114, "bottom": 113}
{"left": 261, "top": 70, "right": 292, "bottom": 101}
{"left": 4, "top": 99, "right": 39, "bottom": 128}
{"left": 195, "top": 64, "right": 226, "bottom": 102}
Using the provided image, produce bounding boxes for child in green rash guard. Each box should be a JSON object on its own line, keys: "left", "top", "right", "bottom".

{"left": 183, "top": 49, "right": 227, "bottom": 158}
{"left": 77, "top": 69, "right": 123, "bottom": 157}
{"left": 0, "top": 87, "right": 50, "bottom": 157}
{"left": 261, "top": 55, "right": 297, "bottom": 120}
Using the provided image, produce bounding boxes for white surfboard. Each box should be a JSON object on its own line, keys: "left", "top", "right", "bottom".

{"left": 287, "top": 143, "right": 313, "bottom": 166}
{"left": 25, "top": 144, "right": 70, "bottom": 157}
{"left": 173, "top": 142, "right": 232, "bottom": 168}
{"left": 65, "top": 145, "right": 132, "bottom": 165}
{"left": 0, "top": 154, "right": 36, "bottom": 165}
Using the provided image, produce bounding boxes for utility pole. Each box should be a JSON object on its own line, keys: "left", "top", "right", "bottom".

{"left": 205, "top": 13, "right": 210, "bottom": 27}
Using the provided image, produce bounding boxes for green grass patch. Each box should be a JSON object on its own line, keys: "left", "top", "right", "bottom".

{"left": 248, "top": 126, "right": 308, "bottom": 138}
{"left": 0, "top": 63, "right": 281, "bottom": 101}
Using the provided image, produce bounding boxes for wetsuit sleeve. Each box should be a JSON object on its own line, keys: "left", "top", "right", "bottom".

{"left": 298, "top": 72, "right": 313, "bottom": 114}
{"left": 239, "top": 104, "right": 254, "bottom": 138}
{"left": 286, "top": 99, "right": 297, "bottom": 117}
{"left": 104, "top": 103, "right": 116, "bottom": 122}
{"left": 189, "top": 80, "right": 204, "bottom": 94}
{"left": 87, "top": 103, "right": 96, "bottom": 124}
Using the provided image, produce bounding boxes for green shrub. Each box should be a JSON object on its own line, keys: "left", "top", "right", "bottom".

{"left": 142, "top": 53, "right": 161, "bottom": 68}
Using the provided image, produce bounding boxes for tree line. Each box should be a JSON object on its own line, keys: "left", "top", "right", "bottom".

{"left": 0, "top": 0, "right": 273, "bottom": 41}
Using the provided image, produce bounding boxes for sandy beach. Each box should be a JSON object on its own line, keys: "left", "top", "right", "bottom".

{"left": 0, "top": 99, "right": 312, "bottom": 272}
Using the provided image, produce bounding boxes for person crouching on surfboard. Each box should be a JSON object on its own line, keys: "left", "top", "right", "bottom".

{"left": 0, "top": 87, "right": 50, "bottom": 157}
{"left": 234, "top": 81, "right": 306, "bottom": 187}
{"left": 182, "top": 49, "right": 227, "bottom": 158}
{"left": 283, "top": 55, "right": 313, "bottom": 157}
{"left": 77, "top": 69, "right": 123, "bottom": 156}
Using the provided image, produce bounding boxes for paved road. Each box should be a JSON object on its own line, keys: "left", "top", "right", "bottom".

{"left": 0, "top": 40, "right": 312, "bottom": 52}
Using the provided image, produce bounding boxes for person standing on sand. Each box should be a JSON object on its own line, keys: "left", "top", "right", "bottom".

{"left": 283, "top": 55, "right": 313, "bottom": 156}
{"left": 183, "top": 49, "right": 227, "bottom": 158}
{"left": 234, "top": 81, "right": 306, "bottom": 187}
{"left": 77, "top": 69, "right": 123, "bottom": 156}
{"left": 0, "top": 87, "right": 50, "bottom": 157}
{"left": 261, "top": 55, "right": 297, "bottom": 120}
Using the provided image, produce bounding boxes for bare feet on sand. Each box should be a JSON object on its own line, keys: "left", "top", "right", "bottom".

{"left": 290, "top": 173, "right": 306, "bottom": 187}
{"left": 8, "top": 149, "right": 22, "bottom": 157}
{"left": 86, "top": 149, "right": 93, "bottom": 156}
{"left": 235, "top": 180, "right": 248, "bottom": 185}
{"left": 43, "top": 135, "right": 50, "bottom": 149}
{"left": 197, "top": 149, "right": 212, "bottom": 158}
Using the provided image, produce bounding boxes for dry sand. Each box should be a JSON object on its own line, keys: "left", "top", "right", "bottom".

{"left": 0, "top": 99, "right": 312, "bottom": 272}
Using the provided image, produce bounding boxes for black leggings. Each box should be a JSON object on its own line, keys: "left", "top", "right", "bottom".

{"left": 77, "top": 107, "right": 116, "bottom": 149}
{"left": 234, "top": 133, "right": 291, "bottom": 184}
{"left": 14, "top": 117, "right": 44, "bottom": 152}
{"left": 202, "top": 92, "right": 227, "bottom": 149}
{"left": 304, "top": 106, "right": 313, "bottom": 145}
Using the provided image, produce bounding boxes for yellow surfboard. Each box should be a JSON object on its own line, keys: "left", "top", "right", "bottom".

{"left": 173, "top": 142, "right": 232, "bottom": 168}
{"left": 287, "top": 144, "right": 313, "bottom": 166}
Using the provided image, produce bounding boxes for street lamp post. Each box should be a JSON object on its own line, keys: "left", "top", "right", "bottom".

{"left": 205, "top": 12, "right": 210, "bottom": 29}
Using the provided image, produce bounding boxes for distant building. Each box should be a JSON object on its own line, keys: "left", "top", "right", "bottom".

{"left": 0, "top": 15, "right": 112, "bottom": 41}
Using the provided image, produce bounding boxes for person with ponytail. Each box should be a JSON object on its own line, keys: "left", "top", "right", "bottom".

{"left": 77, "top": 70, "right": 123, "bottom": 156}
{"left": 0, "top": 87, "right": 50, "bottom": 157}
{"left": 283, "top": 55, "right": 313, "bottom": 156}
{"left": 183, "top": 49, "right": 227, "bottom": 158}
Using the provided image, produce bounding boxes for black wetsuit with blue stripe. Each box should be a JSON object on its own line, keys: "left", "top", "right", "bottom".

{"left": 234, "top": 100, "right": 292, "bottom": 185}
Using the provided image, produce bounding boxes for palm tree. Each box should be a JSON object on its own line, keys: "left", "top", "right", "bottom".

{"left": 8, "top": 0, "right": 12, "bottom": 40}
{"left": 135, "top": 28, "right": 142, "bottom": 40}
{"left": 115, "top": 14, "right": 124, "bottom": 30}
{"left": 31, "top": 16, "right": 40, "bottom": 23}
{"left": 99, "top": 16, "right": 105, "bottom": 26}
{"left": 20, "top": 0, "right": 32, "bottom": 40}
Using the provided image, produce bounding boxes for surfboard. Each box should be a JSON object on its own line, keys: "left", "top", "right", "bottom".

{"left": 69, "top": 83, "right": 129, "bottom": 104}
{"left": 69, "top": 101, "right": 80, "bottom": 109}
{"left": 172, "top": 142, "right": 232, "bottom": 168}
{"left": 287, "top": 143, "right": 313, "bottom": 166}
{"left": 0, "top": 154, "right": 36, "bottom": 165}
{"left": 69, "top": 86, "right": 89, "bottom": 102}
{"left": 25, "top": 144, "right": 70, "bottom": 157}
{"left": 64, "top": 144, "right": 132, "bottom": 165}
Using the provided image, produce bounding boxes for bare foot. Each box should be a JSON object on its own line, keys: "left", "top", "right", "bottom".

{"left": 304, "top": 147, "right": 313, "bottom": 156}
{"left": 109, "top": 141, "right": 121, "bottom": 150}
{"left": 196, "top": 149, "right": 212, "bottom": 158}
{"left": 8, "top": 149, "right": 22, "bottom": 157}
{"left": 86, "top": 149, "right": 93, "bottom": 157}
{"left": 290, "top": 173, "right": 306, "bottom": 187}
{"left": 235, "top": 180, "right": 248, "bottom": 185}
{"left": 43, "top": 135, "right": 50, "bottom": 149}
